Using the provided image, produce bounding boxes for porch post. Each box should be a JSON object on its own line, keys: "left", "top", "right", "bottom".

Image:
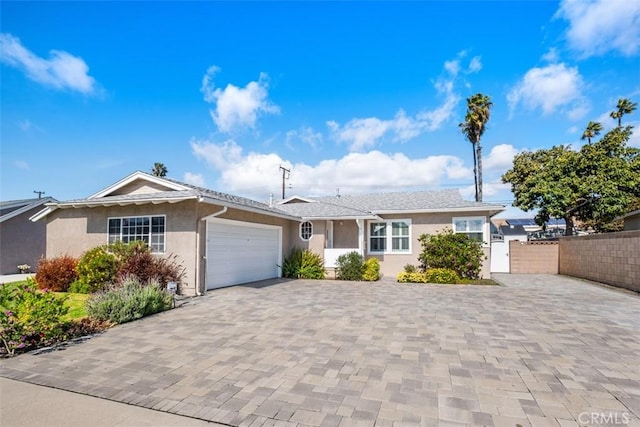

{"left": 356, "top": 219, "right": 364, "bottom": 256}
{"left": 326, "top": 220, "right": 334, "bottom": 249}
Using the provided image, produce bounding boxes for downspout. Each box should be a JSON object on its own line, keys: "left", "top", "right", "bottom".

{"left": 196, "top": 205, "right": 228, "bottom": 296}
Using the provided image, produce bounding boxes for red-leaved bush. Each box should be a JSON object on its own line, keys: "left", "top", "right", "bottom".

{"left": 35, "top": 255, "right": 78, "bottom": 292}
{"left": 116, "top": 251, "right": 184, "bottom": 289}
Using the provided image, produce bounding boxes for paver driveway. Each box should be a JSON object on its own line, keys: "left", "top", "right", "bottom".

{"left": 1, "top": 274, "right": 639, "bottom": 427}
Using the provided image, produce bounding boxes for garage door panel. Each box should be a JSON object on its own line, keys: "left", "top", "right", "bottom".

{"left": 206, "top": 219, "right": 281, "bottom": 290}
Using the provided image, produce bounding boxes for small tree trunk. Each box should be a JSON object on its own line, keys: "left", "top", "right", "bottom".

{"left": 564, "top": 216, "right": 574, "bottom": 236}
{"left": 476, "top": 141, "right": 483, "bottom": 202}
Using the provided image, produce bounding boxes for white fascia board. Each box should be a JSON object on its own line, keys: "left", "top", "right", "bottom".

{"left": 300, "top": 215, "right": 381, "bottom": 221}
{"left": 60, "top": 195, "right": 197, "bottom": 208}
{"left": 29, "top": 206, "right": 57, "bottom": 222}
{"left": 88, "top": 171, "right": 188, "bottom": 199}
{"left": 1, "top": 197, "right": 54, "bottom": 223}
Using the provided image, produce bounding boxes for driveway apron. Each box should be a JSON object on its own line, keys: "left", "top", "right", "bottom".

{"left": 1, "top": 274, "right": 639, "bottom": 426}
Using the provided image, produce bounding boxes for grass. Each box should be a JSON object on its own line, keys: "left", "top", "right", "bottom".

{"left": 1, "top": 280, "right": 88, "bottom": 321}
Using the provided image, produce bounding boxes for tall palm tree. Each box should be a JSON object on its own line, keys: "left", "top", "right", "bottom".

{"left": 610, "top": 98, "right": 637, "bottom": 126}
{"left": 151, "top": 162, "right": 168, "bottom": 178}
{"left": 581, "top": 121, "right": 603, "bottom": 144}
{"left": 459, "top": 93, "right": 492, "bottom": 202}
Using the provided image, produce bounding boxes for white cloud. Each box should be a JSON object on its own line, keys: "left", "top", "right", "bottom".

{"left": 541, "top": 48, "right": 559, "bottom": 63}
{"left": 507, "top": 63, "right": 587, "bottom": 119}
{"left": 483, "top": 144, "right": 519, "bottom": 171}
{"left": 200, "top": 66, "right": 280, "bottom": 133}
{"left": 15, "top": 160, "right": 29, "bottom": 170}
{"left": 327, "top": 52, "right": 474, "bottom": 152}
{"left": 0, "top": 33, "right": 96, "bottom": 94}
{"left": 460, "top": 180, "right": 510, "bottom": 199}
{"left": 286, "top": 126, "right": 323, "bottom": 150}
{"left": 628, "top": 121, "right": 640, "bottom": 147}
{"left": 468, "top": 56, "right": 482, "bottom": 73}
{"left": 183, "top": 172, "right": 206, "bottom": 187}
{"left": 555, "top": 0, "right": 640, "bottom": 57}
{"left": 190, "top": 139, "right": 474, "bottom": 199}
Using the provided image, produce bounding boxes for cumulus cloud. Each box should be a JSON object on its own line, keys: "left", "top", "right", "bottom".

{"left": 200, "top": 66, "right": 280, "bottom": 133}
{"left": 183, "top": 172, "right": 206, "bottom": 187}
{"left": 459, "top": 180, "right": 510, "bottom": 199}
{"left": 555, "top": 0, "right": 640, "bottom": 57}
{"left": 190, "top": 139, "right": 473, "bottom": 198}
{"left": 507, "top": 63, "right": 587, "bottom": 119}
{"left": 327, "top": 52, "right": 479, "bottom": 151}
{"left": 0, "top": 33, "right": 97, "bottom": 94}
{"left": 286, "top": 126, "right": 323, "bottom": 150}
{"left": 483, "top": 144, "right": 519, "bottom": 171}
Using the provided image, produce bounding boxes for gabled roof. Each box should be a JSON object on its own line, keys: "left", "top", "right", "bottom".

{"left": 277, "top": 189, "right": 505, "bottom": 219}
{"left": 1, "top": 197, "right": 56, "bottom": 223}
{"left": 499, "top": 224, "right": 528, "bottom": 236}
{"left": 31, "top": 171, "right": 299, "bottom": 222}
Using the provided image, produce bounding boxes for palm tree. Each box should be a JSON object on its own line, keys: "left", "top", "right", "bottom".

{"left": 459, "top": 93, "right": 492, "bottom": 202}
{"left": 151, "top": 162, "right": 168, "bottom": 178}
{"left": 581, "top": 121, "right": 603, "bottom": 144}
{"left": 610, "top": 98, "right": 637, "bottom": 126}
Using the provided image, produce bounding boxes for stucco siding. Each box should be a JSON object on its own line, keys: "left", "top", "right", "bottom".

{"left": 111, "top": 181, "right": 171, "bottom": 196}
{"left": 333, "top": 220, "right": 359, "bottom": 248}
{"left": 624, "top": 214, "right": 640, "bottom": 231}
{"left": 0, "top": 206, "right": 48, "bottom": 274}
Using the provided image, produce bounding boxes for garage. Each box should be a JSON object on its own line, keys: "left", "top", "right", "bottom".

{"left": 206, "top": 217, "right": 282, "bottom": 290}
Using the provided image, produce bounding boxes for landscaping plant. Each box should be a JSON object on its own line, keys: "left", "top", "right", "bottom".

{"left": 362, "top": 258, "right": 380, "bottom": 281}
{"left": 418, "top": 229, "right": 484, "bottom": 279}
{"left": 75, "top": 246, "right": 119, "bottom": 293}
{"left": 282, "top": 247, "right": 326, "bottom": 279}
{"left": 335, "top": 251, "right": 364, "bottom": 281}
{"left": 425, "top": 268, "right": 460, "bottom": 284}
{"left": 0, "top": 278, "right": 69, "bottom": 355}
{"left": 35, "top": 255, "right": 78, "bottom": 292}
{"left": 86, "top": 277, "right": 173, "bottom": 324}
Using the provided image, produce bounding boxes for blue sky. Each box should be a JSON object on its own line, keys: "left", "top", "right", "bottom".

{"left": 1, "top": 1, "right": 639, "bottom": 218}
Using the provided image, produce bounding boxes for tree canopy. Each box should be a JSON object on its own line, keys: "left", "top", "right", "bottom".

{"left": 502, "top": 126, "right": 640, "bottom": 234}
{"left": 151, "top": 162, "right": 168, "bottom": 178}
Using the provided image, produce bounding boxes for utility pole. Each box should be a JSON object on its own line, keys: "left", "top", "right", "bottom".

{"left": 34, "top": 190, "right": 45, "bottom": 199}
{"left": 279, "top": 165, "right": 290, "bottom": 199}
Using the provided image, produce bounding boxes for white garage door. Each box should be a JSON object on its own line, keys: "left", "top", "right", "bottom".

{"left": 206, "top": 218, "right": 282, "bottom": 290}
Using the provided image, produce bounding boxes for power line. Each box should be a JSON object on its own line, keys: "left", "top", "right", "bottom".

{"left": 279, "top": 165, "right": 291, "bottom": 199}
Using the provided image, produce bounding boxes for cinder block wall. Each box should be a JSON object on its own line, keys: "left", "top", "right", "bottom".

{"left": 509, "top": 241, "right": 559, "bottom": 274}
{"left": 559, "top": 231, "right": 640, "bottom": 292}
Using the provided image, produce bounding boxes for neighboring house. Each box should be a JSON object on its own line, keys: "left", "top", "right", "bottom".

{"left": 32, "top": 171, "right": 505, "bottom": 295}
{"left": 618, "top": 209, "right": 640, "bottom": 231}
{"left": 1, "top": 197, "right": 56, "bottom": 274}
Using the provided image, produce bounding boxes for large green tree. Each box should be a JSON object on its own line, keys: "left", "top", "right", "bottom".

{"left": 610, "top": 98, "right": 637, "bottom": 127}
{"left": 459, "top": 93, "right": 492, "bottom": 202}
{"left": 581, "top": 121, "right": 603, "bottom": 144}
{"left": 502, "top": 126, "right": 640, "bottom": 235}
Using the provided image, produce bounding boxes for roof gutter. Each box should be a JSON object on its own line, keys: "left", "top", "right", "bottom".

{"left": 372, "top": 205, "right": 506, "bottom": 215}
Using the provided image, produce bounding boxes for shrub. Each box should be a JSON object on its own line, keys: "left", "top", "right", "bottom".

{"left": 418, "top": 229, "right": 485, "bottom": 279}
{"left": 397, "top": 272, "right": 428, "bottom": 283}
{"left": 335, "top": 251, "right": 364, "bottom": 281}
{"left": 116, "top": 251, "right": 185, "bottom": 287}
{"left": 75, "top": 246, "right": 119, "bottom": 293}
{"left": 282, "top": 248, "right": 326, "bottom": 279}
{"left": 425, "top": 268, "right": 460, "bottom": 284}
{"left": 109, "top": 240, "right": 149, "bottom": 263}
{"left": 0, "top": 278, "right": 69, "bottom": 355}
{"left": 35, "top": 255, "right": 78, "bottom": 292}
{"left": 362, "top": 258, "right": 380, "bottom": 281}
{"left": 86, "top": 277, "right": 173, "bottom": 324}
{"left": 403, "top": 264, "right": 417, "bottom": 273}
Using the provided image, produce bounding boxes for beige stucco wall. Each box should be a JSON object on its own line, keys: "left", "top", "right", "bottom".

{"left": 0, "top": 206, "right": 48, "bottom": 274}
{"left": 333, "top": 220, "right": 359, "bottom": 248}
{"left": 559, "top": 231, "right": 640, "bottom": 292}
{"left": 111, "top": 181, "right": 170, "bottom": 196}
{"left": 45, "top": 201, "right": 296, "bottom": 296}
{"left": 509, "top": 241, "right": 559, "bottom": 274}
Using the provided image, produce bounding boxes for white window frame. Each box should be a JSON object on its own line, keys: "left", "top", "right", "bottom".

{"left": 107, "top": 215, "right": 166, "bottom": 253}
{"left": 452, "top": 216, "right": 487, "bottom": 246}
{"left": 367, "top": 219, "right": 412, "bottom": 254}
{"left": 299, "top": 221, "right": 313, "bottom": 241}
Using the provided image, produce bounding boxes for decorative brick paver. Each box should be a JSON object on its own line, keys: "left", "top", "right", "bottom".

{"left": 1, "top": 274, "right": 639, "bottom": 426}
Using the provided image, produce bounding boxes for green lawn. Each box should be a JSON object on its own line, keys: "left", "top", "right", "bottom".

{"left": 1, "top": 280, "right": 88, "bottom": 321}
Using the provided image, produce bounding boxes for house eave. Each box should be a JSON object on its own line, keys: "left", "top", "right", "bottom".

{"left": 199, "top": 196, "right": 301, "bottom": 221}
{"left": 300, "top": 215, "right": 381, "bottom": 221}
{"left": 1, "top": 197, "right": 55, "bottom": 223}
{"left": 372, "top": 206, "right": 506, "bottom": 215}
{"left": 88, "top": 171, "right": 188, "bottom": 199}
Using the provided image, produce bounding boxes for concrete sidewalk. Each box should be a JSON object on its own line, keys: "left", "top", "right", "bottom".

{"left": 0, "top": 377, "right": 219, "bottom": 427}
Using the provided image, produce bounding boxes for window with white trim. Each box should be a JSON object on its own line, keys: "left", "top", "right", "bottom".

{"left": 369, "top": 219, "right": 411, "bottom": 254}
{"left": 452, "top": 217, "right": 485, "bottom": 243}
{"left": 300, "top": 221, "right": 313, "bottom": 241}
{"left": 108, "top": 215, "right": 166, "bottom": 253}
